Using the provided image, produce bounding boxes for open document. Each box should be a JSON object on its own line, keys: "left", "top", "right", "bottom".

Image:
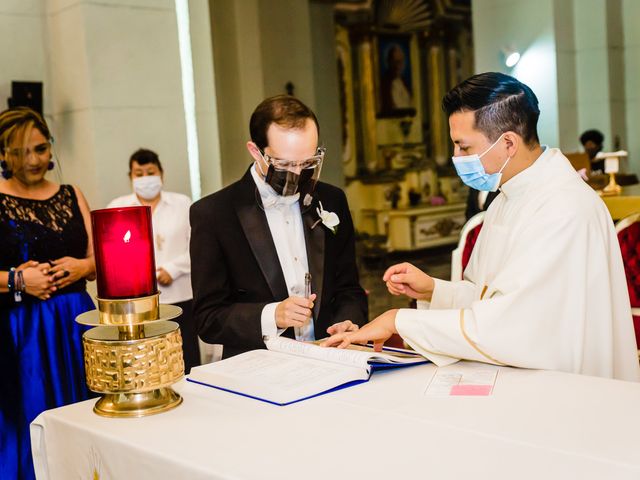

{"left": 187, "top": 337, "right": 427, "bottom": 406}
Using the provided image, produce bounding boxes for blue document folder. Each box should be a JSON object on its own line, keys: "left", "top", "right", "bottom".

{"left": 187, "top": 338, "right": 427, "bottom": 406}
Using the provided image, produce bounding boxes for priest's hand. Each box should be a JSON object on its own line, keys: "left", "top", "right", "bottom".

{"left": 321, "top": 309, "right": 399, "bottom": 352}
{"left": 275, "top": 294, "right": 316, "bottom": 329}
{"left": 383, "top": 262, "right": 434, "bottom": 301}
{"left": 326, "top": 320, "right": 359, "bottom": 336}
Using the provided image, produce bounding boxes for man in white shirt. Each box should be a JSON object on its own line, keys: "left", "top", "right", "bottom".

{"left": 190, "top": 95, "right": 368, "bottom": 359}
{"left": 108, "top": 149, "right": 199, "bottom": 372}
{"left": 323, "top": 72, "right": 640, "bottom": 382}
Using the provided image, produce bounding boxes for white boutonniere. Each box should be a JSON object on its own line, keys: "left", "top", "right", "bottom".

{"left": 314, "top": 201, "right": 340, "bottom": 234}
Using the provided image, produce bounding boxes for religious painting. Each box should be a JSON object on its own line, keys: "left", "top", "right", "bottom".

{"left": 375, "top": 34, "right": 416, "bottom": 118}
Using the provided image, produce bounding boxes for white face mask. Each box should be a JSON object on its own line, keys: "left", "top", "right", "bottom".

{"left": 133, "top": 175, "right": 162, "bottom": 200}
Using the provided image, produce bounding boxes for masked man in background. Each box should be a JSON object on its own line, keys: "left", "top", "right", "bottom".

{"left": 190, "top": 95, "right": 368, "bottom": 358}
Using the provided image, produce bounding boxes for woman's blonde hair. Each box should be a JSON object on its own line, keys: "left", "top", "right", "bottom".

{"left": 0, "top": 107, "right": 51, "bottom": 155}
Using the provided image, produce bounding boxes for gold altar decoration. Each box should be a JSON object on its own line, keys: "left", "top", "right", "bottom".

{"left": 600, "top": 172, "right": 622, "bottom": 196}
{"left": 597, "top": 151, "right": 626, "bottom": 197}
{"left": 77, "top": 206, "right": 185, "bottom": 418}
{"left": 77, "top": 294, "right": 184, "bottom": 418}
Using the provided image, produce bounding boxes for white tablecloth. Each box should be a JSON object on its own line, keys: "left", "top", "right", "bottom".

{"left": 31, "top": 362, "right": 640, "bottom": 479}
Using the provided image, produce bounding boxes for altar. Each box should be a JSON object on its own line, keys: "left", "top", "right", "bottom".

{"left": 602, "top": 184, "right": 640, "bottom": 221}
{"left": 31, "top": 362, "right": 640, "bottom": 479}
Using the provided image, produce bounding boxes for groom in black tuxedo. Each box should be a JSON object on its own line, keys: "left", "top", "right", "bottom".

{"left": 190, "top": 95, "right": 368, "bottom": 358}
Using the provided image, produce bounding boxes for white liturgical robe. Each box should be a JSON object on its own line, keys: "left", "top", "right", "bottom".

{"left": 396, "top": 147, "right": 640, "bottom": 381}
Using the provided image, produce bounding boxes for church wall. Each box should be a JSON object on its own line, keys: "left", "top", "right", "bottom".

{"left": 0, "top": 2, "right": 48, "bottom": 112}
{"left": 1, "top": 0, "right": 222, "bottom": 208}
{"left": 573, "top": 0, "right": 612, "bottom": 145}
{"left": 572, "top": 0, "right": 626, "bottom": 156}
{"left": 473, "top": 0, "right": 637, "bottom": 178}
{"left": 209, "top": 0, "right": 262, "bottom": 189}
{"left": 553, "top": 0, "right": 578, "bottom": 153}
{"left": 472, "top": 0, "right": 560, "bottom": 148}
{"left": 309, "top": 1, "right": 344, "bottom": 188}
{"left": 189, "top": 0, "right": 223, "bottom": 198}
{"left": 623, "top": 0, "right": 640, "bottom": 174}
{"left": 48, "top": 0, "right": 191, "bottom": 210}
{"left": 258, "top": 0, "right": 315, "bottom": 104}
{"left": 209, "top": 0, "right": 343, "bottom": 188}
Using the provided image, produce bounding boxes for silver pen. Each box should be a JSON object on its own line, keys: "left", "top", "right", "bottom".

{"left": 304, "top": 272, "right": 312, "bottom": 299}
{"left": 295, "top": 273, "right": 312, "bottom": 340}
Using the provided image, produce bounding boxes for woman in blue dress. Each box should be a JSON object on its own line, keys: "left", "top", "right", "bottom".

{"left": 0, "top": 107, "right": 96, "bottom": 480}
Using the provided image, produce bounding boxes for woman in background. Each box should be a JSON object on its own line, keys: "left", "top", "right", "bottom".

{"left": 0, "top": 107, "right": 96, "bottom": 480}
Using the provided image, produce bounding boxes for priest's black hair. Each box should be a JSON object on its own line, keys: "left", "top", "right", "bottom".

{"left": 442, "top": 72, "right": 540, "bottom": 146}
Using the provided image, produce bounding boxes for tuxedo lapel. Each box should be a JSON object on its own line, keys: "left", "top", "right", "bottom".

{"left": 235, "top": 169, "right": 288, "bottom": 301}
{"left": 301, "top": 199, "right": 325, "bottom": 321}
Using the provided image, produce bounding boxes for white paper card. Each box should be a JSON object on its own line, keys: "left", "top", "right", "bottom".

{"left": 424, "top": 367, "right": 498, "bottom": 397}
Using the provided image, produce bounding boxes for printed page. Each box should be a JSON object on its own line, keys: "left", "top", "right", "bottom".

{"left": 188, "top": 349, "right": 368, "bottom": 405}
{"left": 266, "top": 337, "right": 424, "bottom": 369}
{"left": 345, "top": 343, "right": 426, "bottom": 363}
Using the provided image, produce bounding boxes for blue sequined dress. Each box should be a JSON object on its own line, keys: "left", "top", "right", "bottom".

{"left": 0, "top": 185, "right": 95, "bottom": 480}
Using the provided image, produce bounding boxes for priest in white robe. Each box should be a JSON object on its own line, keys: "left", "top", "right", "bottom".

{"left": 323, "top": 72, "right": 640, "bottom": 382}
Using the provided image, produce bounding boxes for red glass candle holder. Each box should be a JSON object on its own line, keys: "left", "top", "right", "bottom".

{"left": 91, "top": 206, "right": 158, "bottom": 299}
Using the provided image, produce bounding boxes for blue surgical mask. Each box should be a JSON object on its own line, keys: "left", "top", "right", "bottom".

{"left": 452, "top": 134, "right": 510, "bottom": 192}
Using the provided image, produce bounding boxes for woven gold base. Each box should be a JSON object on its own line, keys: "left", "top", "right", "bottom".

{"left": 82, "top": 321, "right": 184, "bottom": 394}
{"left": 93, "top": 387, "right": 183, "bottom": 418}
{"left": 79, "top": 299, "right": 185, "bottom": 418}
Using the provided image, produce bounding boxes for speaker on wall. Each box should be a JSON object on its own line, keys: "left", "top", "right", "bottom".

{"left": 8, "top": 81, "right": 43, "bottom": 114}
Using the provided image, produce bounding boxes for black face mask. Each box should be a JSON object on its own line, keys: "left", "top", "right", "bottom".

{"left": 264, "top": 165, "right": 315, "bottom": 197}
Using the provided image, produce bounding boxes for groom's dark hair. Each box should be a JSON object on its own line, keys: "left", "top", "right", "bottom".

{"left": 249, "top": 95, "right": 319, "bottom": 151}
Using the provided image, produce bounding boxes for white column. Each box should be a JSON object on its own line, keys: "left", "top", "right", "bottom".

{"left": 0, "top": 1, "right": 47, "bottom": 113}
{"left": 472, "top": 0, "right": 559, "bottom": 147}
{"left": 45, "top": 0, "right": 210, "bottom": 208}
{"left": 623, "top": 0, "right": 640, "bottom": 174}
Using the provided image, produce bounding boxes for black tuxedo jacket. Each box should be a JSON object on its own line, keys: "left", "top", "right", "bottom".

{"left": 190, "top": 167, "right": 368, "bottom": 358}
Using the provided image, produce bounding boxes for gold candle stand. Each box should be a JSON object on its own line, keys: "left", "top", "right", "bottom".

{"left": 76, "top": 293, "right": 185, "bottom": 417}
{"left": 600, "top": 172, "right": 622, "bottom": 196}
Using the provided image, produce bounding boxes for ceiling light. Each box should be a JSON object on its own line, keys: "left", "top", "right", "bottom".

{"left": 502, "top": 48, "right": 521, "bottom": 68}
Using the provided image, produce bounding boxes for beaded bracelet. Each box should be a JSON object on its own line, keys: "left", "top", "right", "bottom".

{"left": 7, "top": 267, "right": 15, "bottom": 293}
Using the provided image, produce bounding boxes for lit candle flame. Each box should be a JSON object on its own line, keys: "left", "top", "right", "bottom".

{"left": 123, "top": 230, "right": 131, "bottom": 243}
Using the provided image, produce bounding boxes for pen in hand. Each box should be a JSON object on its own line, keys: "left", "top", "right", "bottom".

{"left": 295, "top": 273, "right": 313, "bottom": 339}
{"left": 304, "top": 272, "right": 312, "bottom": 300}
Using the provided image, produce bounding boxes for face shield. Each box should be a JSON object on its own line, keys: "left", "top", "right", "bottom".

{"left": 261, "top": 147, "right": 325, "bottom": 197}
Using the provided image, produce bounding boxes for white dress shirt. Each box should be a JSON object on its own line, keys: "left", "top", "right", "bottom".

{"left": 107, "top": 191, "right": 193, "bottom": 304}
{"left": 250, "top": 164, "right": 315, "bottom": 341}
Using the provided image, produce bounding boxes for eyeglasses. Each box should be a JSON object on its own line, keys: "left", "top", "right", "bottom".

{"left": 262, "top": 147, "right": 325, "bottom": 171}
{"left": 5, "top": 142, "right": 52, "bottom": 158}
